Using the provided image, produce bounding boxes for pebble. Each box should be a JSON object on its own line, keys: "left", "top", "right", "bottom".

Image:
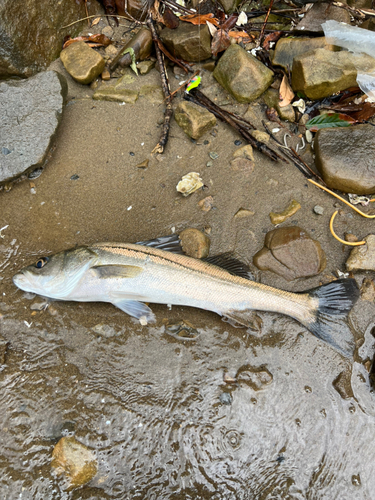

{"left": 219, "top": 392, "right": 232, "bottom": 405}
{"left": 346, "top": 235, "right": 375, "bottom": 272}
{"left": 209, "top": 151, "right": 219, "bottom": 160}
{"left": 234, "top": 140, "right": 242, "bottom": 146}
{"left": 198, "top": 196, "right": 214, "bottom": 212}
{"left": 179, "top": 228, "right": 210, "bottom": 258}
{"left": 269, "top": 199, "right": 301, "bottom": 225}
{"left": 313, "top": 205, "right": 324, "bottom": 215}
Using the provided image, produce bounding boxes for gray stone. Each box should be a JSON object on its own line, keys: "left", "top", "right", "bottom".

{"left": 175, "top": 101, "right": 216, "bottom": 140}
{"left": 253, "top": 226, "right": 326, "bottom": 281}
{"left": 263, "top": 88, "right": 295, "bottom": 122}
{"left": 160, "top": 23, "right": 212, "bottom": 62}
{"left": 213, "top": 45, "right": 274, "bottom": 103}
{"left": 0, "top": 71, "right": 67, "bottom": 184}
{"left": 292, "top": 48, "right": 375, "bottom": 100}
{"left": 314, "top": 124, "right": 375, "bottom": 194}
{"left": 0, "top": 0, "right": 103, "bottom": 78}
{"left": 271, "top": 37, "right": 339, "bottom": 72}
{"left": 60, "top": 42, "right": 105, "bottom": 85}
{"left": 346, "top": 235, "right": 375, "bottom": 272}
{"left": 313, "top": 205, "right": 324, "bottom": 215}
{"left": 293, "top": 2, "right": 350, "bottom": 34}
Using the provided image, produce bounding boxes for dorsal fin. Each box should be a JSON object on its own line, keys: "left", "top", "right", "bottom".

{"left": 203, "top": 252, "right": 254, "bottom": 281}
{"left": 136, "top": 234, "right": 184, "bottom": 254}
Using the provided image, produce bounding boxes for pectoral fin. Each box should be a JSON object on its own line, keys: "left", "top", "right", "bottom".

{"left": 112, "top": 299, "right": 156, "bottom": 325}
{"left": 92, "top": 265, "right": 143, "bottom": 279}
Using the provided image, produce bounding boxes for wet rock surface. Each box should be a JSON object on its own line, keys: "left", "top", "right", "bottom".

{"left": 160, "top": 23, "right": 212, "bottom": 62}
{"left": 314, "top": 124, "right": 375, "bottom": 194}
{"left": 60, "top": 42, "right": 106, "bottom": 85}
{"left": 51, "top": 436, "right": 98, "bottom": 490}
{"left": 0, "top": 0, "right": 102, "bottom": 78}
{"left": 213, "top": 45, "right": 274, "bottom": 103}
{"left": 293, "top": 2, "right": 350, "bottom": 34}
{"left": 346, "top": 235, "right": 375, "bottom": 272}
{"left": 269, "top": 199, "right": 301, "bottom": 225}
{"left": 253, "top": 226, "right": 326, "bottom": 280}
{"left": 174, "top": 101, "right": 217, "bottom": 140}
{"left": 0, "top": 70, "right": 67, "bottom": 184}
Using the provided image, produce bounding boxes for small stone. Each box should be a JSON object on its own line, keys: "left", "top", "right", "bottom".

{"left": 345, "top": 233, "right": 358, "bottom": 243}
{"left": 174, "top": 102, "right": 216, "bottom": 140}
{"left": 198, "top": 196, "right": 214, "bottom": 212}
{"left": 101, "top": 68, "right": 111, "bottom": 81}
{"left": 253, "top": 226, "right": 326, "bottom": 281}
{"left": 101, "top": 26, "right": 114, "bottom": 38}
{"left": 250, "top": 130, "right": 270, "bottom": 144}
{"left": 206, "top": 161, "right": 213, "bottom": 167}
{"left": 209, "top": 151, "right": 219, "bottom": 160}
{"left": 232, "top": 144, "right": 254, "bottom": 162}
{"left": 219, "top": 392, "right": 232, "bottom": 405}
{"left": 234, "top": 139, "right": 242, "bottom": 146}
{"left": 263, "top": 88, "right": 295, "bottom": 122}
{"left": 346, "top": 235, "right": 375, "bottom": 272}
{"left": 360, "top": 278, "right": 375, "bottom": 301}
{"left": 313, "top": 205, "right": 324, "bottom": 215}
{"left": 51, "top": 436, "right": 97, "bottom": 490}
{"left": 230, "top": 157, "right": 255, "bottom": 175}
{"left": 60, "top": 42, "right": 105, "bottom": 85}
{"left": 269, "top": 200, "right": 301, "bottom": 224}
{"left": 176, "top": 172, "right": 203, "bottom": 196}
{"left": 234, "top": 208, "right": 255, "bottom": 218}
{"left": 333, "top": 369, "right": 353, "bottom": 399}
{"left": 137, "top": 60, "right": 155, "bottom": 75}
{"left": 179, "top": 228, "right": 210, "bottom": 258}
{"left": 105, "top": 44, "right": 118, "bottom": 57}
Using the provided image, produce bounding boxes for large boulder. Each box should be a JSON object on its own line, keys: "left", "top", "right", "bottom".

{"left": 0, "top": 70, "right": 67, "bottom": 184}
{"left": 213, "top": 45, "right": 274, "bottom": 103}
{"left": 0, "top": 0, "right": 103, "bottom": 78}
{"left": 293, "top": 2, "right": 350, "bottom": 34}
{"left": 159, "top": 23, "right": 212, "bottom": 62}
{"left": 314, "top": 124, "right": 375, "bottom": 194}
{"left": 291, "top": 48, "right": 375, "bottom": 100}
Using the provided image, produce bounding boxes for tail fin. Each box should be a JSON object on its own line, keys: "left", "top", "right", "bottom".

{"left": 302, "top": 278, "right": 360, "bottom": 357}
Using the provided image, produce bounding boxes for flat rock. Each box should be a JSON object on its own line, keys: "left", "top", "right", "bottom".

{"left": 269, "top": 199, "right": 301, "bottom": 225}
{"left": 0, "top": 0, "right": 102, "bottom": 78}
{"left": 179, "top": 228, "right": 210, "bottom": 259}
{"left": 271, "top": 36, "right": 338, "bottom": 72}
{"left": 93, "top": 73, "right": 139, "bottom": 103}
{"left": 263, "top": 88, "right": 295, "bottom": 122}
{"left": 233, "top": 144, "right": 254, "bottom": 162}
{"left": 314, "top": 124, "right": 375, "bottom": 194}
{"left": 253, "top": 226, "right": 326, "bottom": 281}
{"left": 293, "top": 2, "right": 350, "bottom": 34}
{"left": 159, "top": 23, "right": 211, "bottom": 62}
{"left": 346, "top": 235, "right": 375, "bottom": 272}
{"left": 174, "top": 101, "right": 216, "bottom": 140}
{"left": 213, "top": 45, "right": 274, "bottom": 103}
{"left": 0, "top": 70, "right": 67, "bottom": 184}
{"left": 52, "top": 436, "right": 97, "bottom": 490}
{"left": 60, "top": 42, "right": 105, "bottom": 85}
{"left": 230, "top": 157, "right": 255, "bottom": 176}
{"left": 292, "top": 48, "right": 375, "bottom": 100}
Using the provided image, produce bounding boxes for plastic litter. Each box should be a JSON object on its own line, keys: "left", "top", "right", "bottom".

{"left": 322, "top": 20, "right": 375, "bottom": 102}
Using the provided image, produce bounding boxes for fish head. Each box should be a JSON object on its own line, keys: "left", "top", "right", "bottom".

{"left": 13, "top": 246, "right": 98, "bottom": 299}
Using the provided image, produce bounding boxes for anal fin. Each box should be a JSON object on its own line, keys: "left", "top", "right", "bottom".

{"left": 112, "top": 299, "right": 156, "bottom": 325}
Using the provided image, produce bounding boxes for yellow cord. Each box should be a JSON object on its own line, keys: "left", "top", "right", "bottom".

{"left": 329, "top": 211, "right": 365, "bottom": 246}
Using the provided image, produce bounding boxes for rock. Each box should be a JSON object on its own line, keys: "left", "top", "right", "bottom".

{"left": 234, "top": 208, "right": 255, "bottom": 218}
{"left": 271, "top": 36, "right": 338, "bottom": 72}
{"left": 213, "top": 45, "right": 274, "bottom": 103}
{"left": 60, "top": 42, "right": 105, "bottom": 85}
{"left": 198, "top": 196, "right": 214, "bottom": 212}
{"left": 93, "top": 73, "right": 139, "bottom": 103}
{"left": 250, "top": 130, "right": 270, "bottom": 143}
{"left": 292, "top": 48, "right": 375, "bottom": 100}
{"left": 263, "top": 88, "right": 295, "bottom": 122}
{"left": 159, "top": 23, "right": 212, "bottom": 62}
{"left": 361, "top": 278, "right": 375, "bottom": 301}
{"left": 233, "top": 144, "right": 254, "bottom": 162}
{"left": 137, "top": 60, "right": 155, "bottom": 74}
{"left": 345, "top": 233, "right": 358, "bottom": 243}
{"left": 0, "top": 0, "right": 102, "bottom": 78}
{"left": 51, "top": 436, "right": 98, "bottom": 490}
{"left": 346, "top": 235, "right": 375, "bottom": 272}
{"left": 348, "top": 0, "right": 372, "bottom": 7}
{"left": 174, "top": 102, "right": 216, "bottom": 140}
{"left": 313, "top": 205, "right": 324, "bottom": 215}
{"left": 253, "top": 226, "right": 326, "bottom": 281}
{"left": 101, "top": 26, "right": 114, "bottom": 38}
{"left": 230, "top": 157, "right": 255, "bottom": 175}
{"left": 293, "top": 2, "right": 350, "bottom": 34}
{"left": 176, "top": 172, "right": 203, "bottom": 196}
{"left": 269, "top": 200, "right": 301, "bottom": 225}
{"left": 179, "top": 228, "right": 210, "bottom": 258}
{"left": 314, "top": 124, "right": 375, "bottom": 194}
{"left": 139, "top": 85, "right": 163, "bottom": 104}
{"left": 217, "top": 0, "right": 241, "bottom": 14}
{"left": 101, "top": 68, "right": 111, "bottom": 81}
{"left": 0, "top": 71, "right": 67, "bottom": 184}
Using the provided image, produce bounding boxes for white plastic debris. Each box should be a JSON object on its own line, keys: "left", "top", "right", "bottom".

{"left": 236, "top": 11, "right": 247, "bottom": 26}
{"left": 176, "top": 172, "right": 203, "bottom": 196}
{"left": 322, "top": 20, "right": 375, "bottom": 102}
{"left": 0, "top": 225, "right": 9, "bottom": 238}
{"left": 292, "top": 98, "right": 306, "bottom": 113}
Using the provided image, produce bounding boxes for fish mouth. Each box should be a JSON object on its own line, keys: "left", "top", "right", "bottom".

{"left": 13, "top": 271, "right": 38, "bottom": 293}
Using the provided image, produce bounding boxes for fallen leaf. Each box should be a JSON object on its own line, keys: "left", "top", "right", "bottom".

{"left": 206, "top": 21, "right": 217, "bottom": 37}
{"left": 180, "top": 13, "right": 219, "bottom": 26}
{"left": 262, "top": 31, "right": 283, "bottom": 50}
{"left": 351, "top": 102, "right": 375, "bottom": 121}
{"left": 266, "top": 107, "right": 280, "bottom": 122}
{"left": 91, "top": 16, "right": 101, "bottom": 27}
{"left": 279, "top": 75, "right": 294, "bottom": 107}
{"left": 63, "top": 34, "right": 112, "bottom": 49}
{"left": 221, "top": 13, "right": 239, "bottom": 31}
{"left": 163, "top": 7, "right": 179, "bottom": 29}
{"left": 306, "top": 112, "right": 357, "bottom": 132}
{"left": 228, "top": 30, "right": 253, "bottom": 43}
{"left": 211, "top": 29, "right": 231, "bottom": 57}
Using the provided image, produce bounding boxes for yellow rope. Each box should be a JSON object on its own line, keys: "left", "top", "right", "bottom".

{"left": 329, "top": 211, "right": 365, "bottom": 246}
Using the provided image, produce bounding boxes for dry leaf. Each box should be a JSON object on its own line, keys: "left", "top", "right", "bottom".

{"left": 211, "top": 29, "right": 231, "bottom": 57}
{"left": 206, "top": 21, "right": 217, "bottom": 37}
{"left": 279, "top": 75, "right": 294, "bottom": 107}
{"left": 163, "top": 7, "right": 179, "bottom": 29}
{"left": 180, "top": 13, "right": 219, "bottom": 26}
{"left": 228, "top": 30, "right": 253, "bottom": 43}
{"left": 62, "top": 34, "right": 112, "bottom": 49}
{"left": 91, "top": 17, "right": 101, "bottom": 27}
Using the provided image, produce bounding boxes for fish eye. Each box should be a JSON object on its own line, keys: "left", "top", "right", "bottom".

{"left": 35, "top": 257, "right": 49, "bottom": 269}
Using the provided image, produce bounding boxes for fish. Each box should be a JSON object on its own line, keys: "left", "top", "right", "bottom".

{"left": 13, "top": 235, "right": 360, "bottom": 357}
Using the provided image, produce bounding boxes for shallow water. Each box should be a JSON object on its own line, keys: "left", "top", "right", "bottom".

{"left": 1, "top": 60, "right": 375, "bottom": 499}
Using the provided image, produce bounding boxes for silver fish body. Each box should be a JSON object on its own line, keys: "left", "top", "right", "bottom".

{"left": 13, "top": 241, "right": 359, "bottom": 357}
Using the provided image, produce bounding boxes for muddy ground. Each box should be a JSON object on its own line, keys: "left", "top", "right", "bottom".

{"left": 1, "top": 49, "right": 375, "bottom": 499}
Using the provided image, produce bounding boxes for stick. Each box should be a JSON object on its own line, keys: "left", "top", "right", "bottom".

{"left": 60, "top": 14, "right": 144, "bottom": 29}
{"left": 147, "top": 14, "right": 173, "bottom": 154}
{"left": 256, "top": 0, "right": 275, "bottom": 48}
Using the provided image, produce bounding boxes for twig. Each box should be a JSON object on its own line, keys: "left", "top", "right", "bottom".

{"left": 162, "top": 0, "right": 195, "bottom": 14}
{"left": 147, "top": 14, "right": 173, "bottom": 154}
{"left": 256, "top": 0, "right": 275, "bottom": 48}
{"left": 84, "top": 0, "right": 90, "bottom": 26}
{"left": 168, "top": 71, "right": 200, "bottom": 100}
{"left": 60, "top": 14, "right": 144, "bottom": 29}
{"left": 332, "top": 1, "right": 374, "bottom": 19}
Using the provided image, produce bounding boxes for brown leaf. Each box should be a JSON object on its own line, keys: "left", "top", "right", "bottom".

{"left": 211, "top": 29, "right": 231, "bottom": 57}
{"left": 180, "top": 13, "right": 219, "bottom": 26}
{"left": 262, "top": 31, "right": 283, "bottom": 51}
{"left": 220, "top": 13, "right": 238, "bottom": 31}
{"left": 228, "top": 30, "right": 253, "bottom": 43}
{"left": 279, "top": 75, "right": 294, "bottom": 107}
{"left": 62, "top": 34, "right": 112, "bottom": 49}
{"left": 102, "top": 0, "right": 116, "bottom": 15}
{"left": 162, "top": 7, "right": 179, "bottom": 29}
{"left": 349, "top": 102, "right": 375, "bottom": 122}
{"left": 266, "top": 107, "right": 280, "bottom": 123}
